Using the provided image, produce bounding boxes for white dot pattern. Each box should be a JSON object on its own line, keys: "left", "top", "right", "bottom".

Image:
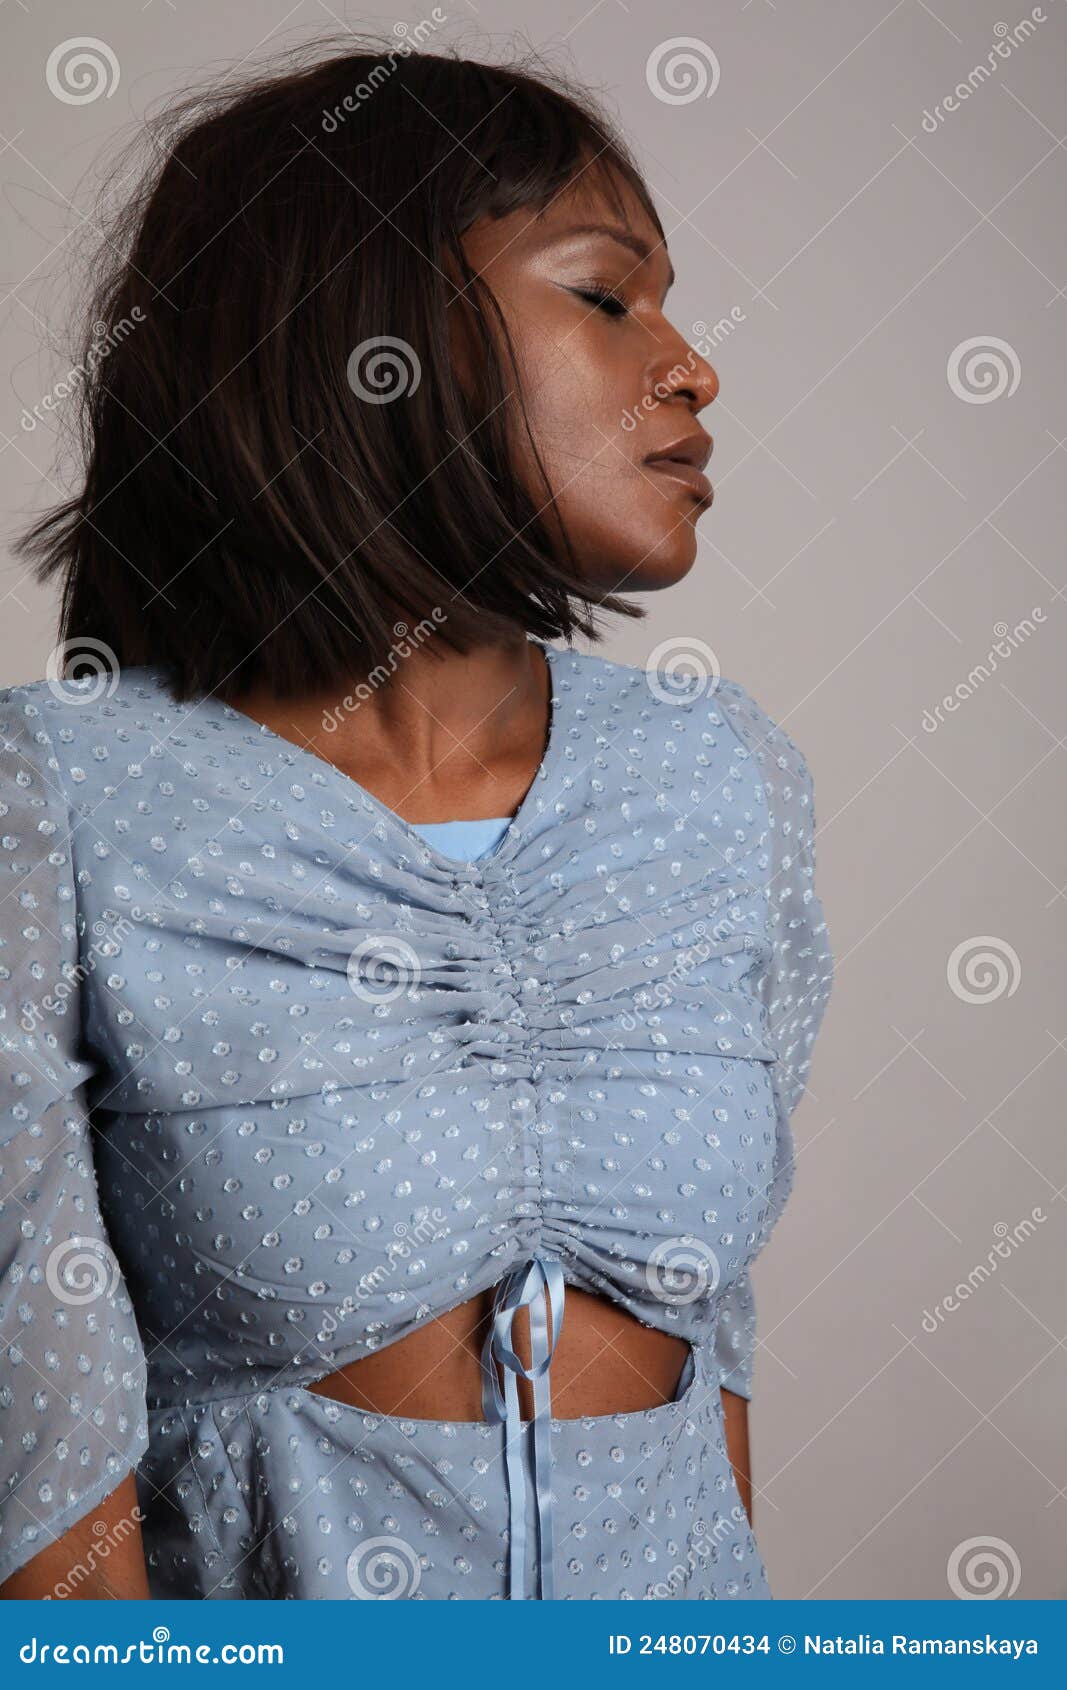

{"left": 0, "top": 642, "right": 833, "bottom": 1596}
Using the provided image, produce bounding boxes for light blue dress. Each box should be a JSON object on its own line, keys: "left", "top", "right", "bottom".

{"left": 0, "top": 640, "right": 833, "bottom": 1599}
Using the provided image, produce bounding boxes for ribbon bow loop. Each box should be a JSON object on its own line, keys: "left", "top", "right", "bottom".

{"left": 480, "top": 1255, "right": 566, "bottom": 1600}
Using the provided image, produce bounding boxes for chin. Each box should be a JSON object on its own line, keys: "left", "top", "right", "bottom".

{"left": 589, "top": 525, "right": 700, "bottom": 593}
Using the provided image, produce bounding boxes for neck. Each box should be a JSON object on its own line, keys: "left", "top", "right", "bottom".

{"left": 228, "top": 634, "right": 551, "bottom": 823}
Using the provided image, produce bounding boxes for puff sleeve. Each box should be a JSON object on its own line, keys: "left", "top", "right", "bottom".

{"left": 0, "top": 686, "right": 148, "bottom": 1586}
{"left": 711, "top": 681, "right": 834, "bottom": 1399}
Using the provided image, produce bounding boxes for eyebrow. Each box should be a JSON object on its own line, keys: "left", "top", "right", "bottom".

{"left": 550, "top": 222, "right": 676, "bottom": 294}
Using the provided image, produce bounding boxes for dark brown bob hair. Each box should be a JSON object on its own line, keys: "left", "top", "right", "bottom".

{"left": 19, "top": 39, "right": 662, "bottom": 702}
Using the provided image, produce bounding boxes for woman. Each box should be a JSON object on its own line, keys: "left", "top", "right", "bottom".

{"left": 0, "top": 43, "right": 833, "bottom": 1600}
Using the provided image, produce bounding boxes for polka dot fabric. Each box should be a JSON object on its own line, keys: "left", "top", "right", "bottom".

{"left": 0, "top": 641, "right": 833, "bottom": 1596}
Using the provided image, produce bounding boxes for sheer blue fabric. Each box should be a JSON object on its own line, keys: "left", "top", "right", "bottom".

{"left": 0, "top": 641, "right": 833, "bottom": 1596}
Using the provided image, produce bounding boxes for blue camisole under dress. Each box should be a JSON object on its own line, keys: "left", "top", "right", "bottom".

{"left": 0, "top": 640, "right": 834, "bottom": 1600}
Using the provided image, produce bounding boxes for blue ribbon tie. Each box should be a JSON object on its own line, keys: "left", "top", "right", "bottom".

{"left": 480, "top": 1255, "right": 565, "bottom": 1600}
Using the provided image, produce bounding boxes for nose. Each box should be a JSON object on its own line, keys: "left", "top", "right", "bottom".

{"left": 647, "top": 326, "right": 719, "bottom": 412}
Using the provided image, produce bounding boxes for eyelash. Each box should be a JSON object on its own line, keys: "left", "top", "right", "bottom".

{"left": 574, "top": 284, "right": 630, "bottom": 319}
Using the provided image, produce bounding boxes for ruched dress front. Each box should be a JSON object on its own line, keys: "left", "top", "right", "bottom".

{"left": 0, "top": 640, "right": 833, "bottom": 1599}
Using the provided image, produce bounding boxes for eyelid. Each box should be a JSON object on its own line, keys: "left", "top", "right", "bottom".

{"left": 572, "top": 276, "right": 673, "bottom": 314}
{"left": 570, "top": 281, "right": 631, "bottom": 314}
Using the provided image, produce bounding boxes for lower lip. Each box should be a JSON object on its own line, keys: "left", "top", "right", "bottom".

{"left": 644, "top": 460, "right": 713, "bottom": 503}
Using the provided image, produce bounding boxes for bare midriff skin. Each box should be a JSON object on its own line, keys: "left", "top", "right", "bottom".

{"left": 306, "top": 1284, "right": 691, "bottom": 1421}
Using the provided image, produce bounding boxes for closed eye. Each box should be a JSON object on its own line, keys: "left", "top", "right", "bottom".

{"left": 572, "top": 285, "right": 629, "bottom": 319}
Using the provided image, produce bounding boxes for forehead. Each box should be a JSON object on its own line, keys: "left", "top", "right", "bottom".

{"left": 463, "top": 167, "right": 668, "bottom": 274}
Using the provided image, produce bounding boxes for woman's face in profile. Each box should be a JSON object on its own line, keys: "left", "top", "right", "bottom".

{"left": 459, "top": 175, "right": 719, "bottom": 595}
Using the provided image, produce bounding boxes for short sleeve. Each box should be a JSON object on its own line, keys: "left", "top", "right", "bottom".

{"left": 711, "top": 681, "right": 834, "bottom": 1398}
{"left": 0, "top": 687, "right": 148, "bottom": 1586}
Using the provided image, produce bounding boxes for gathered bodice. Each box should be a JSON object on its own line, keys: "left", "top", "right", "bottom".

{"left": 0, "top": 641, "right": 833, "bottom": 1591}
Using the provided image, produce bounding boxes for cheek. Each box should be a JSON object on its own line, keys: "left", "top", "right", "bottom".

{"left": 522, "top": 332, "right": 619, "bottom": 456}
{"left": 513, "top": 325, "right": 641, "bottom": 503}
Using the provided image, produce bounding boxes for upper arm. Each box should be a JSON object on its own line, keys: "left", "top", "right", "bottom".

{"left": 710, "top": 680, "right": 834, "bottom": 1399}
{"left": 0, "top": 689, "right": 149, "bottom": 1589}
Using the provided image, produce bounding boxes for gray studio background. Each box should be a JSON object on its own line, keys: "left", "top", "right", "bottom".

{"left": 2, "top": 0, "right": 1064, "bottom": 1600}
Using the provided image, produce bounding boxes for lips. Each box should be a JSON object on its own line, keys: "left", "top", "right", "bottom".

{"left": 643, "top": 458, "right": 713, "bottom": 502}
{"left": 643, "top": 431, "right": 714, "bottom": 503}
